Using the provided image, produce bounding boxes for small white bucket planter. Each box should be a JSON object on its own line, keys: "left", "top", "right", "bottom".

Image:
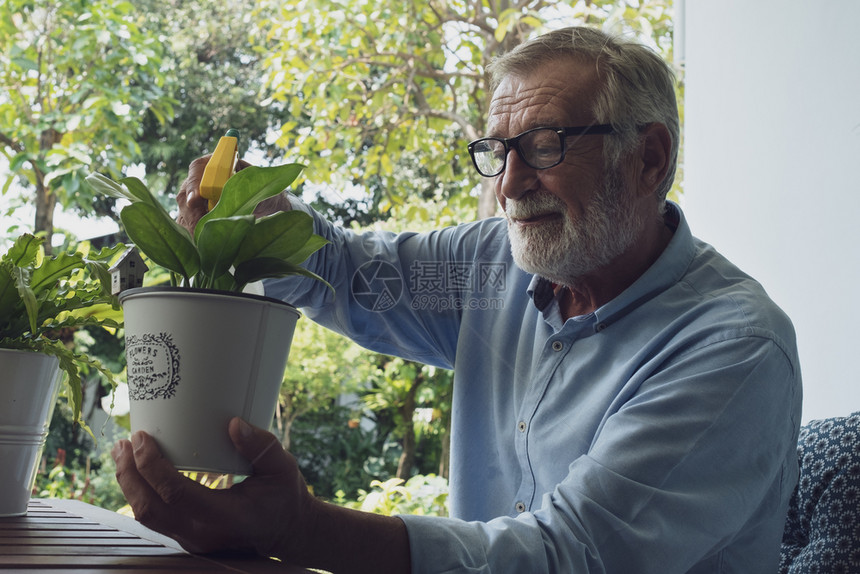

{"left": 119, "top": 287, "right": 299, "bottom": 475}
{"left": 0, "top": 349, "right": 63, "bottom": 517}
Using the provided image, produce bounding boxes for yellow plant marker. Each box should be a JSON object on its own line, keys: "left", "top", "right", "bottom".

{"left": 199, "top": 129, "right": 239, "bottom": 211}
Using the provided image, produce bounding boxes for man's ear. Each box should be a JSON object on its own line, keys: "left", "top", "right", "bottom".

{"left": 636, "top": 123, "right": 672, "bottom": 196}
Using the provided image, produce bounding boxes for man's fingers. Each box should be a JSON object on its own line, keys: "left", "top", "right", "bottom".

{"left": 130, "top": 432, "right": 222, "bottom": 510}
{"left": 228, "top": 418, "right": 294, "bottom": 476}
{"left": 113, "top": 439, "right": 160, "bottom": 505}
{"left": 176, "top": 156, "right": 257, "bottom": 233}
{"left": 176, "top": 156, "right": 211, "bottom": 233}
{"left": 183, "top": 156, "right": 210, "bottom": 204}
{"left": 113, "top": 438, "right": 190, "bottom": 540}
{"left": 182, "top": 155, "right": 249, "bottom": 205}
{"left": 113, "top": 423, "right": 309, "bottom": 558}
{"left": 226, "top": 418, "right": 312, "bottom": 557}
{"left": 129, "top": 432, "right": 192, "bottom": 504}
{"left": 116, "top": 432, "right": 225, "bottom": 549}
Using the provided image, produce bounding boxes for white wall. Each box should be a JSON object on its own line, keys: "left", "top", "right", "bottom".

{"left": 681, "top": 1, "right": 860, "bottom": 423}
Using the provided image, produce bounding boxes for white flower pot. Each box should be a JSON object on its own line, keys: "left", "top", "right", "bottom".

{"left": 0, "top": 349, "right": 63, "bottom": 517}
{"left": 119, "top": 287, "right": 300, "bottom": 475}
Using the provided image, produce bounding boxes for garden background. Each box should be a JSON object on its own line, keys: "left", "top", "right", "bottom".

{"left": 0, "top": 0, "right": 678, "bottom": 516}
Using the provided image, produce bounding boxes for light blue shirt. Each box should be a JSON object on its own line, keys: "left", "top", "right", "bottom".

{"left": 266, "top": 201, "right": 802, "bottom": 573}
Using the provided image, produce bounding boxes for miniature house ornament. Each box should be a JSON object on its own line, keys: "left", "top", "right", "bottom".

{"left": 109, "top": 246, "right": 148, "bottom": 295}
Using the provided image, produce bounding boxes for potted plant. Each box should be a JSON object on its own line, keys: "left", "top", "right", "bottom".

{"left": 0, "top": 233, "right": 124, "bottom": 516}
{"left": 85, "top": 162, "right": 329, "bottom": 475}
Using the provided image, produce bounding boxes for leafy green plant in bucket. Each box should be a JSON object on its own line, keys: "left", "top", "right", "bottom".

{"left": 0, "top": 233, "right": 125, "bottom": 430}
{"left": 85, "top": 163, "right": 330, "bottom": 292}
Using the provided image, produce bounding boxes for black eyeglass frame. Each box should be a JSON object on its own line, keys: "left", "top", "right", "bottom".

{"left": 467, "top": 124, "right": 615, "bottom": 177}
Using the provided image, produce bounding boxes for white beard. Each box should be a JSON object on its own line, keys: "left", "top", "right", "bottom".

{"left": 506, "top": 169, "right": 641, "bottom": 286}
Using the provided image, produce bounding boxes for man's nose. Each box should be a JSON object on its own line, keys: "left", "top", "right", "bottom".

{"left": 498, "top": 148, "right": 538, "bottom": 201}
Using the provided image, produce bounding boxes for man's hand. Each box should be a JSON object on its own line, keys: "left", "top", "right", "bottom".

{"left": 112, "top": 418, "right": 412, "bottom": 573}
{"left": 176, "top": 156, "right": 293, "bottom": 234}
{"left": 112, "top": 418, "right": 311, "bottom": 558}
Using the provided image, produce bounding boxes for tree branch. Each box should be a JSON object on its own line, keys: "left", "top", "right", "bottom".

{"left": 408, "top": 78, "right": 479, "bottom": 141}
{"left": 0, "top": 132, "right": 24, "bottom": 154}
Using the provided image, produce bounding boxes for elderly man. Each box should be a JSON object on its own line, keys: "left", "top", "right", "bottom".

{"left": 112, "top": 26, "right": 802, "bottom": 573}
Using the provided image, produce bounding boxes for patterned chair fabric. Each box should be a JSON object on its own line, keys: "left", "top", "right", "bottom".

{"left": 779, "top": 413, "right": 860, "bottom": 572}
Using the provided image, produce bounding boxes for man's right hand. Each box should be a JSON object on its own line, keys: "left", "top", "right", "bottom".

{"left": 176, "top": 155, "right": 292, "bottom": 234}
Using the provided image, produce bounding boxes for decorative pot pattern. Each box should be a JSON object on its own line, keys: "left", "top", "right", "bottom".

{"left": 126, "top": 332, "right": 181, "bottom": 400}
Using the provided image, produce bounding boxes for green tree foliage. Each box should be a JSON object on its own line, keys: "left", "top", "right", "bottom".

{"left": 279, "top": 316, "right": 455, "bottom": 490}
{"left": 289, "top": 405, "right": 396, "bottom": 501}
{"left": 276, "top": 319, "right": 376, "bottom": 450}
{"left": 132, "top": 0, "right": 288, "bottom": 201}
{"left": 339, "top": 475, "right": 449, "bottom": 517}
{"left": 362, "top": 359, "right": 453, "bottom": 480}
{"left": 255, "top": 0, "right": 677, "bottom": 221}
{"left": 0, "top": 0, "right": 173, "bottom": 246}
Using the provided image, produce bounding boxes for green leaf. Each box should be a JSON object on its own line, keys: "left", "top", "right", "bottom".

{"left": 233, "top": 257, "right": 332, "bottom": 292}
{"left": 234, "top": 210, "right": 317, "bottom": 265}
{"left": 2, "top": 233, "right": 41, "bottom": 268}
{"left": 10, "top": 56, "right": 38, "bottom": 72}
{"left": 29, "top": 252, "right": 85, "bottom": 296}
{"left": 8, "top": 152, "right": 33, "bottom": 172}
{"left": 86, "top": 243, "right": 128, "bottom": 263}
{"left": 85, "top": 260, "right": 115, "bottom": 299}
{"left": 196, "top": 215, "right": 254, "bottom": 286}
{"left": 0, "top": 265, "right": 20, "bottom": 333}
{"left": 209, "top": 273, "right": 238, "bottom": 292}
{"left": 0, "top": 235, "right": 39, "bottom": 330}
{"left": 85, "top": 172, "right": 140, "bottom": 202}
{"left": 194, "top": 163, "right": 304, "bottom": 243}
{"left": 40, "top": 314, "right": 122, "bottom": 333}
{"left": 284, "top": 234, "right": 329, "bottom": 266}
{"left": 120, "top": 203, "right": 200, "bottom": 281}
{"left": 13, "top": 266, "right": 38, "bottom": 334}
{"left": 119, "top": 176, "right": 164, "bottom": 209}
{"left": 84, "top": 173, "right": 163, "bottom": 212}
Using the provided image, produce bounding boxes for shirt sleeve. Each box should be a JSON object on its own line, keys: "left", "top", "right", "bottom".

{"left": 400, "top": 332, "right": 801, "bottom": 573}
{"left": 264, "top": 196, "right": 506, "bottom": 369}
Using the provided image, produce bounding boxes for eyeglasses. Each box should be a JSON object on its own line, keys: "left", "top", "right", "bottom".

{"left": 467, "top": 125, "right": 615, "bottom": 177}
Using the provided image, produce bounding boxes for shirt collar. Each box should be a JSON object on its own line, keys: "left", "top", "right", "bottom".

{"left": 527, "top": 201, "right": 696, "bottom": 332}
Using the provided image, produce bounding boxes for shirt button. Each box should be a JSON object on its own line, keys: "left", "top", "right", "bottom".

{"left": 595, "top": 323, "right": 607, "bottom": 332}
{"left": 515, "top": 502, "right": 526, "bottom": 513}
{"left": 551, "top": 340, "right": 563, "bottom": 351}
{"left": 517, "top": 421, "right": 527, "bottom": 433}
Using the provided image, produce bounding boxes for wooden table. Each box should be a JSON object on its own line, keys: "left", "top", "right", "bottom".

{"left": 0, "top": 499, "right": 313, "bottom": 572}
